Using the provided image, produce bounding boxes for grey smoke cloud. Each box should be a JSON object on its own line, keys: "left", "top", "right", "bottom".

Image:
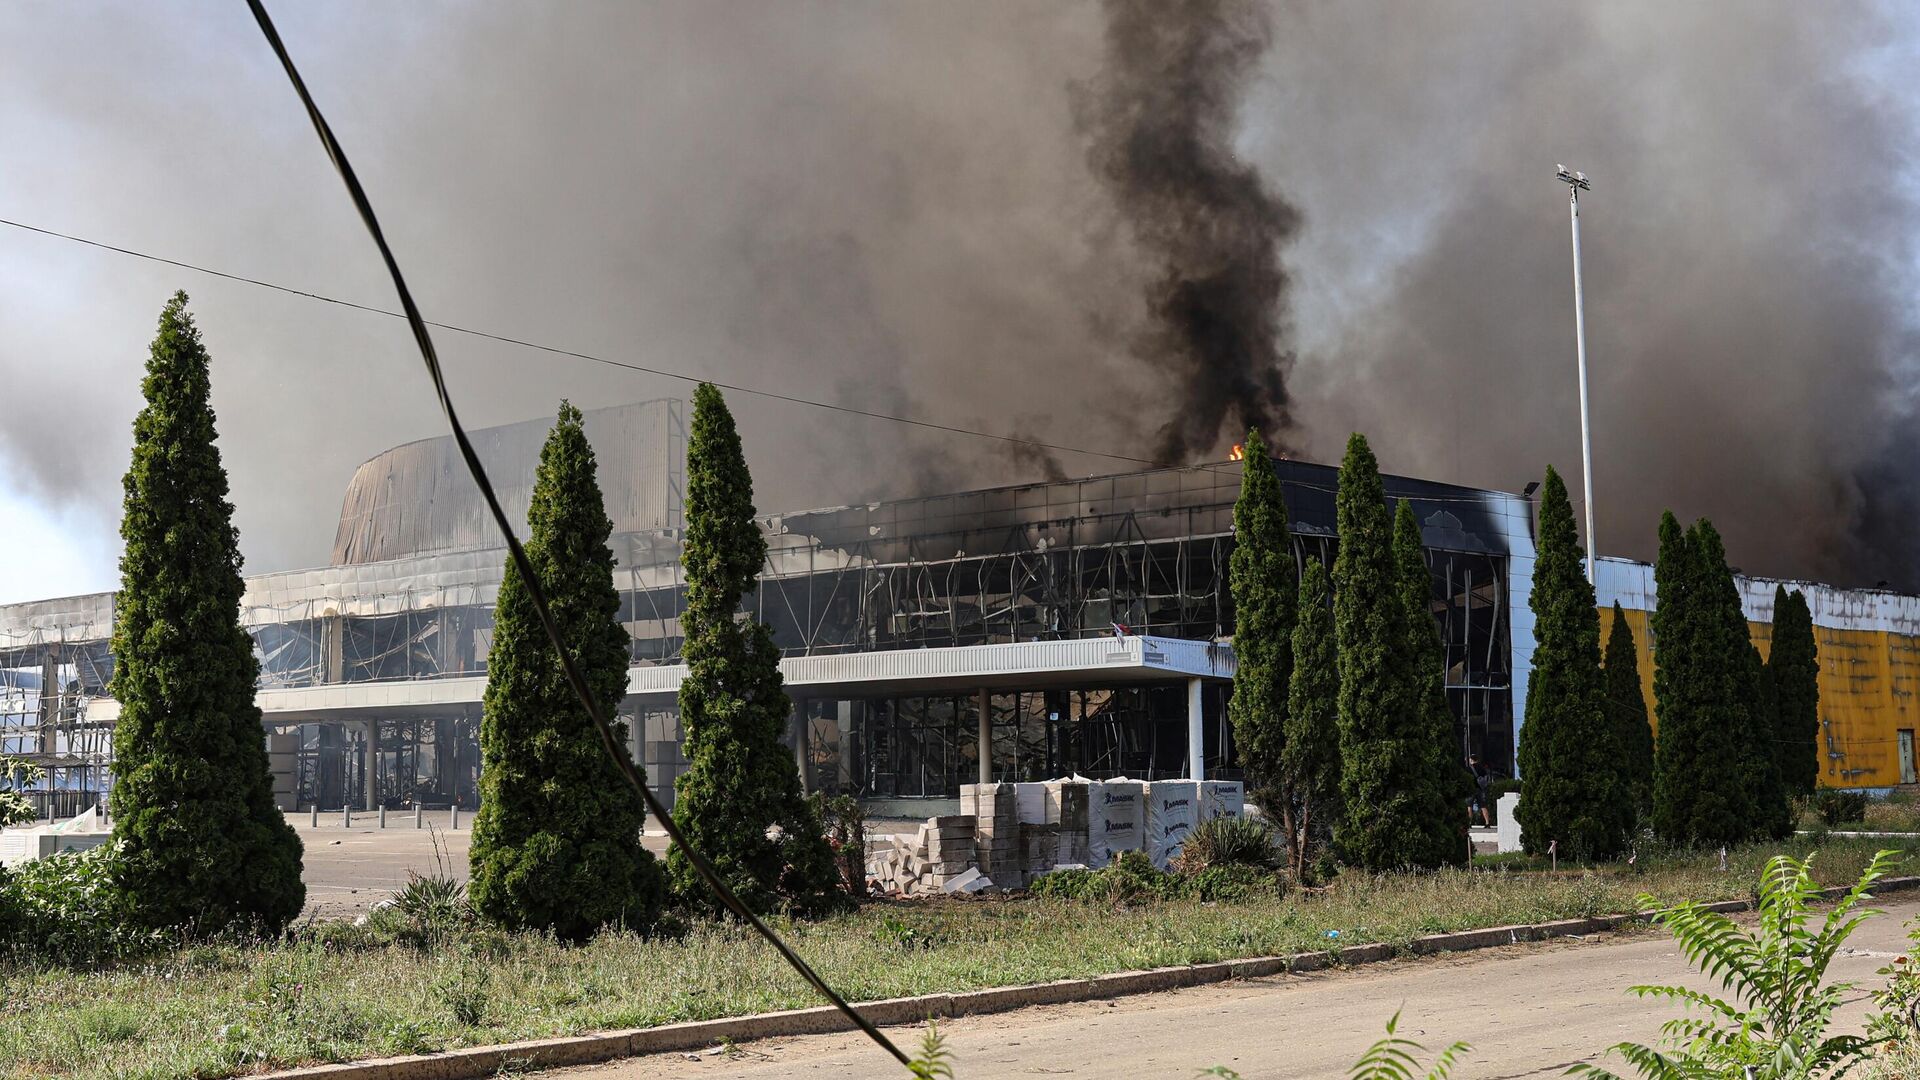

{"left": 0, "top": 1, "right": 1917, "bottom": 598}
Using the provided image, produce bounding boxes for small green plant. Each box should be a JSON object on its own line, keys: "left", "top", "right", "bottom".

{"left": 1348, "top": 1011, "right": 1470, "bottom": 1080}
{"left": 874, "top": 914, "right": 937, "bottom": 951}
{"left": 1813, "top": 787, "right": 1869, "bottom": 828}
{"left": 908, "top": 1020, "right": 955, "bottom": 1080}
{"left": 1573, "top": 849, "right": 1900, "bottom": 1080}
{"left": 430, "top": 959, "right": 491, "bottom": 1027}
{"left": 1204, "top": 1011, "right": 1467, "bottom": 1080}
{"left": 811, "top": 792, "right": 870, "bottom": 898}
{"left": 1173, "top": 817, "right": 1282, "bottom": 873}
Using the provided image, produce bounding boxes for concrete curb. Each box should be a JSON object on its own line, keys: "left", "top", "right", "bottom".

{"left": 257, "top": 874, "right": 1920, "bottom": 1080}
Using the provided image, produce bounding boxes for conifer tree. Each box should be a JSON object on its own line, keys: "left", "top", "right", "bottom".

{"left": 668, "top": 383, "right": 840, "bottom": 914}
{"left": 1332, "top": 433, "right": 1434, "bottom": 870}
{"left": 1651, "top": 516, "right": 1757, "bottom": 846}
{"left": 1228, "top": 428, "right": 1296, "bottom": 817}
{"left": 1603, "top": 602, "right": 1655, "bottom": 817}
{"left": 108, "top": 292, "right": 304, "bottom": 933}
{"left": 1282, "top": 558, "right": 1340, "bottom": 880}
{"left": 1513, "top": 467, "right": 1631, "bottom": 860}
{"left": 1768, "top": 587, "right": 1821, "bottom": 795}
{"left": 1692, "top": 522, "right": 1791, "bottom": 840}
{"left": 1394, "top": 499, "right": 1469, "bottom": 866}
{"left": 469, "top": 402, "right": 665, "bottom": 939}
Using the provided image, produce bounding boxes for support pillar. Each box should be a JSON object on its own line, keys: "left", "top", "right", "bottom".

{"left": 977, "top": 688, "right": 992, "bottom": 785}
{"left": 363, "top": 720, "right": 379, "bottom": 811}
{"left": 1187, "top": 678, "right": 1205, "bottom": 782}
{"left": 791, "top": 698, "right": 808, "bottom": 792}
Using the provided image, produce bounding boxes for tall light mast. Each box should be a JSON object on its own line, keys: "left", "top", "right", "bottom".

{"left": 1556, "top": 165, "right": 1597, "bottom": 583}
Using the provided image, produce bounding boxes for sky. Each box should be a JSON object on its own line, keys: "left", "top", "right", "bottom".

{"left": 4, "top": 1, "right": 1920, "bottom": 605}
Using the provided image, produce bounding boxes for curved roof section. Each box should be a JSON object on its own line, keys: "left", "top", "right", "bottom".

{"left": 330, "top": 398, "right": 680, "bottom": 565}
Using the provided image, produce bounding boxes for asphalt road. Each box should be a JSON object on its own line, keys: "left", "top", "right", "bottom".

{"left": 548, "top": 896, "right": 1920, "bottom": 1080}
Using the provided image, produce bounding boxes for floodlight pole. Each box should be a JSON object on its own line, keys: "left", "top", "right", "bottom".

{"left": 1558, "top": 166, "right": 1597, "bottom": 583}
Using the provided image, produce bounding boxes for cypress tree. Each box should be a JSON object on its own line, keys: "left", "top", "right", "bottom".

{"left": 1688, "top": 523, "right": 1793, "bottom": 843}
{"left": 1282, "top": 558, "right": 1340, "bottom": 880}
{"left": 469, "top": 402, "right": 665, "bottom": 939}
{"left": 108, "top": 292, "right": 304, "bottom": 934}
{"left": 668, "top": 383, "right": 840, "bottom": 914}
{"left": 1394, "top": 499, "right": 1469, "bottom": 867}
{"left": 1332, "top": 433, "right": 1433, "bottom": 870}
{"left": 1228, "top": 428, "right": 1296, "bottom": 818}
{"left": 1513, "top": 467, "right": 1631, "bottom": 860}
{"left": 1650, "top": 516, "right": 1756, "bottom": 846}
{"left": 1602, "top": 602, "right": 1655, "bottom": 818}
{"left": 1768, "top": 587, "right": 1821, "bottom": 795}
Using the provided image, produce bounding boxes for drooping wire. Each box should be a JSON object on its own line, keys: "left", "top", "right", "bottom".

{"left": 0, "top": 213, "right": 1158, "bottom": 471}
{"left": 240, "top": 1, "right": 914, "bottom": 1068}
{"left": 0, "top": 214, "right": 1547, "bottom": 508}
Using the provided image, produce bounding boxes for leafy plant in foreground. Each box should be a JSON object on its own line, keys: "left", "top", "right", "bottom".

{"left": 0, "top": 754, "right": 43, "bottom": 829}
{"left": 1572, "top": 849, "right": 1901, "bottom": 1080}
{"left": 1203, "top": 1011, "right": 1469, "bottom": 1080}
{"left": 909, "top": 1021, "right": 956, "bottom": 1080}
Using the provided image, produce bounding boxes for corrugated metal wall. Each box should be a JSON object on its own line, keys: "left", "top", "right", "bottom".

{"left": 1596, "top": 557, "right": 1920, "bottom": 788}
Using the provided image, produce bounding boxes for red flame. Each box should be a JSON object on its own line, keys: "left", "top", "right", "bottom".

{"left": 1229, "top": 443, "right": 1245, "bottom": 461}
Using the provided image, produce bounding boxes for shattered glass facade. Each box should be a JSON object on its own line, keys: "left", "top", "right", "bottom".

{"left": 0, "top": 429, "right": 1537, "bottom": 811}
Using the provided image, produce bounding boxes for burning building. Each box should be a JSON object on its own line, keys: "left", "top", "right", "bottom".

{"left": 0, "top": 398, "right": 1535, "bottom": 816}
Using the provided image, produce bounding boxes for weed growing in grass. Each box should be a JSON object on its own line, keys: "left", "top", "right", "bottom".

{"left": 430, "top": 958, "right": 493, "bottom": 1027}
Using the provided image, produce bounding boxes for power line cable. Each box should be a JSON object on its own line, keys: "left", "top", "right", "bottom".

{"left": 0, "top": 214, "right": 1163, "bottom": 471}
{"left": 0, "top": 218, "right": 1548, "bottom": 507}
{"left": 241, "top": 1, "right": 915, "bottom": 1069}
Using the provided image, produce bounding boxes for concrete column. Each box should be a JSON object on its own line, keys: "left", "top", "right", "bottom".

{"left": 791, "top": 698, "right": 809, "bottom": 791}
{"left": 363, "top": 721, "right": 379, "bottom": 811}
{"left": 1187, "top": 678, "right": 1205, "bottom": 782}
{"left": 977, "top": 688, "right": 992, "bottom": 785}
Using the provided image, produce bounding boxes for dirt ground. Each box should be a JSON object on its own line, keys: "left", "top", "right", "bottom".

{"left": 293, "top": 816, "right": 940, "bottom": 918}
{"left": 546, "top": 896, "right": 1920, "bottom": 1080}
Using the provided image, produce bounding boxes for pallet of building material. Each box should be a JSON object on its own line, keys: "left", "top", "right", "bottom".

{"left": 1199, "top": 780, "right": 1246, "bottom": 821}
{"left": 1145, "top": 780, "right": 1199, "bottom": 869}
{"left": 1022, "top": 823, "right": 1062, "bottom": 873}
{"left": 1087, "top": 779, "right": 1144, "bottom": 868}
{"left": 1012, "top": 782, "right": 1048, "bottom": 825}
{"left": 1044, "top": 779, "right": 1092, "bottom": 866}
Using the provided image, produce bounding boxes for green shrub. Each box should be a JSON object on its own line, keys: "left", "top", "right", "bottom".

{"left": 1030, "top": 851, "right": 1182, "bottom": 903}
{"left": 1814, "top": 787, "right": 1869, "bottom": 827}
{"left": 811, "top": 792, "right": 869, "bottom": 898}
{"left": 387, "top": 872, "right": 472, "bottom": 947}
{"left": 1183, "top": 864, "right": 1284, "bottom": 903}
{"left": 1028, "top": 867, "right": 1100, "bottom": 900}
{"left": 1174, "top": 818, "right": 1282, "bottom": 872}
{"left": 2, "top": 845, "right": 171, "bottom": 966}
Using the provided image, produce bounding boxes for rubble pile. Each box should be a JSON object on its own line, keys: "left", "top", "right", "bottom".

{"left": 865, "top": 777, "right": 1244, "bottom": 896}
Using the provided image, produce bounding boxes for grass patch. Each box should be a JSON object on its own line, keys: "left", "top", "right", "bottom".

{"left": 1, "top": 836, "right": 1913, "bottom": 1080}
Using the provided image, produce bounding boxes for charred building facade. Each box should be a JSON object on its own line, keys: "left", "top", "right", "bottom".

{"left": 0, "top": 400, "right": 1536, "bottom": 816}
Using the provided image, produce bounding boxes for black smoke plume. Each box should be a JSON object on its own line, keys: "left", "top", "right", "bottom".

{"left": 1076, "top": 0, "right": 1300, "bottom": 464}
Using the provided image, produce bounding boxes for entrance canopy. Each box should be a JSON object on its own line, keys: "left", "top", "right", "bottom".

{"left": 85, "top": 635, "right": 1235, "bottom": 726}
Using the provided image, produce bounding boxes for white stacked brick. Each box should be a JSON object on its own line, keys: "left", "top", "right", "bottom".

{"left": 1199, "top": 780, "right": 1246, "bottom": 821}
{"left": 1087, "top": 779, "right": 1145, "bottom": 867}
{"left": 1145, "top": 780, "right": 1199, "bottom": 869}
{"left": 966, "top": 782, "right": 1024, "bottom": 890}
{"left": 1043, "top": 780, "right": 1092, "bottom": 866}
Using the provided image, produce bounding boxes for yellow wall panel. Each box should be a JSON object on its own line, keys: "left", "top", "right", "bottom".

{"left": 1595, "top": 605, "right": 1915, "bottom": 789}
